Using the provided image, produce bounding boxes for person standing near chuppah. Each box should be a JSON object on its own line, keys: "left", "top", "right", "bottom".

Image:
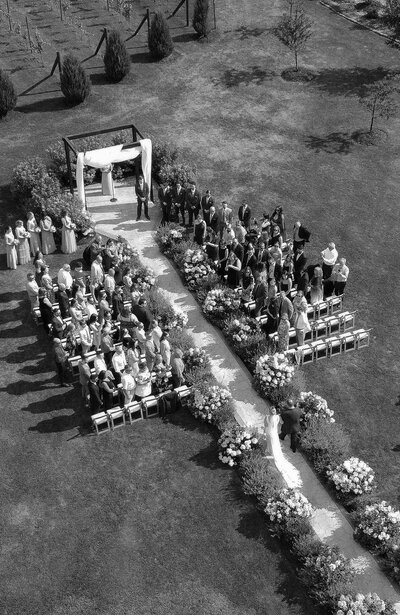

{"left": 5, "top": 226, "right": 18, "bottom": 270}
{"left": 61, "top": 210, "right": 77, "bottom": 254}
{"left": 15, "top": 220, "right": 31, "bottom": 265}
{"left": 135, "top": 175, "right": 150, "bottom": 221}
{"left": 26, "top": 212, "right": 42, "bottom": 256}
{"left": 40, "top": 215, "right": 56, "bottom": 255}
{"left": 101, "top": 164, "right": 113, "bottom": 196}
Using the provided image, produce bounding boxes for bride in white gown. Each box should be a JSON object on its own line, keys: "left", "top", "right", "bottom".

{"left": 262, "top": 407, "right": 302, "bottom": 489}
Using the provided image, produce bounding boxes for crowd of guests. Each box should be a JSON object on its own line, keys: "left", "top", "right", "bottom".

{"left": 24, "top": 235, "right": 186, "bottom": 419}
{"left": 5, "top": 210, "right": 77, "bottom": 269}
{"left": 157, "top": 181, "right": 349, "bottom": 351}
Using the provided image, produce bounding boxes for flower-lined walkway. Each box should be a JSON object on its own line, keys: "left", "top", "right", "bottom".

{"left": 87, "top": 181, "right": 400, "bottom": 608}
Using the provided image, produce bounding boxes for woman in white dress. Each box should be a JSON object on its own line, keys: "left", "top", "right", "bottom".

{"left": 262, "top": 406, "right": 301, "bottom": 489}
{"left": 61, "top": 210, "right": 77, "bottom": 254}
{"left": 101, "top": 164, "right": 114, "bottom": 196}
{"left": 40, "top": 215, "right": 56, "bottom": 255}
{"left": 5, "top": 226, "right": 18, "bottom": 270}
{"left": 309, "top": 265, "right": 323, "bottom": 305}
{"left": 292, "top": 290, "right": 311, "bottom": 347}
{"left": 27, "top": 212, "right": 42, "bottom": 256}
{"left": 15, "top": 220, "right": 31, "bottom": 265}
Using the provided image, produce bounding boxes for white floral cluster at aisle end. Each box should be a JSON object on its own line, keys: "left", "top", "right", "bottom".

{"left": 336, "top": 592, "right": 392, "bottom": 615}
{"left": 192, "top": 385, "right": 232, "bottom": 424}
{"left": 203, "top": 287, "right": 242, "bottom": 318}
{"left": 355, "top": 500, "right": 400, "bottom": 553}
{"left": 298, "top": 391, "right": 335, "bottom": 426}
{"left": 327, "top": 457, "right": 375, "bottom": 496}
{"left": 264, "top": 488, "right": 313, "bottom": 524}
{"left": 183, "top": 248, "right": 214, "bottom": 289}
{"left": 218, "top": 426, "right": 258, "bottom": 466}
{"left": 255, "top": 352, "right": 295, "bottom": 392}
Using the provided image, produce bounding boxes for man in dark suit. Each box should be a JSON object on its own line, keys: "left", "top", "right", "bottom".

{"left": 241, "top": 245, "right": 257, "bottom": 274}
{"left": 55, "top": 283, "right": 70, "bottom": 319}
{"left": 158, "top": 183, "right": 172, "bottom": 226}
{"left": 171, "top": 181, "right": 186, "bottom": 225}
{"left": 293, "top": 247, "right": 307, "bottom": 286}
{"left": 135, "top": 175, "right": 150, "bottom": 221}
{"left": 255, "top": 241, "right": 269, "bottom": 265}
{"left": 238, "top": 201, "right": 252, "bottom": 230}
{"left": 277, "top": 291, "right": 294, "bottom": 322}
{"left": 131, "top": 298, "right": 153, "bottom": 332}
{"left": 89, "top": 374, "right": 103, "bottom": 415}
{"left": 51, "top": 308, "right": 65, "bottom": 339}
{"left": 208, "top": 206, "right": 220, "bottom": 235}
{"left": 279, "top": 399, "right": 302, "bottom": 452}
{"left": 185, "top": 182, "right": 201, "bottom": 227}
{"left": 201, "top": 189, "right": 214, "bottom": 224}
{"left": 252, "top": 273, "right": 268, "bottom": 317}
{"left": 231, "top": 238, "right": 244, "bottom": 263}
{"left": 297, "top": 268, "right": 309, "bottom": 296}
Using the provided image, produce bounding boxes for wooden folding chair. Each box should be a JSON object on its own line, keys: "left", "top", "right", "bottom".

{"left": 311, "top": 339, "right": 328, "bottom": 361}
{"left": 326, "top": 336, "right": 342, "bottom": 358}
{"left": 340, "top": 311, "right": 356, "bottom": 332}
{"left": 142, "top": 395, "right": 159, "bottom": 418}
{"left": 92, "top": 411, "right": 110, "bottom": 435}
{"left": 339, "top": 331, "right": 356, "bottom": 353}
{"left": 125, "top": 401, "right": 144, "bottom": 424}
{"left": 354, "top": 328, "right": 372, "bottom": 349}
{"left": 107, "top": 407, "right": 126, "bottom": 430}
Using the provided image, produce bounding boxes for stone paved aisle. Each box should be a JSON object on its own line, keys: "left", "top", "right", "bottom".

{"left": 87, "top": 182, "right": 400, "bottom": 609}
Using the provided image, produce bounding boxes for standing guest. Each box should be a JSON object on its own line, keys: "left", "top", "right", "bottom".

{"left": 277, "top": 313, "right": 291, "bottom": 352}
{"left": 69, "top": 298, "right": 84, "bottom": 325}
{"left": 103, "top": 268, "right": 116, "bottom": 301}
{"left": 90, "top": 255, "right": 104, "bottom": 299}
{"left": 263, "top": 294, "right": 279, "bottom": 335}
{"left": 277, "top": 290, "right": 294, "bottom": 322}
{"left": 171, "top": 348, "right": 185, "bottom": 388}
{"left": 33, "top": 250, "right": 46, "bottom": 286}
{"left": 235, "top": 220, "right": 246, "bottom": 244}
{"left": 271, "top": 206, "right": 286, "bottom": 241}
{"left": 218, "top": 201, "right": 233, "bottom": 236}
{"left": 208, "top": 206, "right": 220, "bottom": 235}
{"left": 205, "top": 229, "right": 219, "bottom": 263}
{"left": 222, "top": 223, "right": 235, "bottom": 249}
{"left": 269, "top": 243, "right": 283, "bottom": 282}
{"left": 112, "top": 287, "right": 124, "bottom": 320}
{"left": 112, "top": 345, "right": 127, "bottom": 385}
{"left": 5, "top": 226, "right": 18, "bottom": 270}
{"left": 160, "top": 331, "right": 171, "bottom": 367}
{"left": 41, "top": 266, "right": 55, "bottom": 303}
{"left": 126, "top": 339, "right": 141, "bottom": 376}
{"left": 241, "top": 266, "right": 255, "bottom": 301}
{"left": 119, "top": 305, "right": 139, "bottom": 336}
{"left": 78, "top": 354, "right": 91, "bottom": 407}
{"left": 282, "top": 253, "right": 294, "bottom": 280}
{"left": 56, "top": 283, "right": 70, "bottom": 319}
{"left": 217, "top": 240, "right": 229, "bottom": 279}
{"left": 101, "top": 164, "right": 113, "bottom": 196}
{"left": 51, "top": 308, "right": 65, "bottom": 339}
{"left": 86, "top": 295, "right": 98, "bottom": 320}
{"left": 88, "top": 314, "right": 101, "bottom": 351}
{"left": 145, "top": 331, "right": 156, "bottom": 372}
{"left": 27, "top": 212, "right": 42, "bottom": 255}
{"left": 227, "top": 251, "right": 241, "bottom": 288}
{"left": 135, "top": 175, "right": 150, "bottom": 221}
{"left": 135, "top": 361, "right": 152, "bottom": 401}
{"left": 121, "top": 366, "right": 136, "bottom": 405}
{"left": 241, "top": 243, "right": 257, "bottom": 273}
{"left": 78, "top": 319, "right": 92, "bottom": 355}
{"left": 255, "top": 241, "right": 269, "bottom": 265}
{"left": 88, "top": 373, "right": 103, "bottom": 415}
{"left": 65, "top": 322, "right": 77, "bottom": 357}
{"left": 54, "top": 338, "right": 70, "bottom": 387}
{"left": 297, "top": 267, "right": 310, "bottom": 298}
{"left": 293, "top": 290, "right": 311, "bottom": 347}
{"left": 269, "top": 221, "right": 283, "bottom": 247}
{"left": 201, "top": 189, "right": 214, "bottom": 224}
{"left": 158, "top": 182, "right": 172, "bottom": 226}
{"left": 279, "top": 270, "right": 292, "bottom": 296}
{"left": 101, "top": 239, "right": 115, "bottom": 272}
{"left": 293, "top": 221, "right": 310, "bottom": 252}
{"left": 39, "top": 288, "right": 53, "bottom": 335}
{"left": 238, "top": 201, "right": 252, "bottom": 230}
{"left": 72, "top": 261, "right": 87, "bottom": 296}
{"left": 310, "top": 265, "right": 324, "bottom": 305}
{"left": 293, "top": 247, "right": 307, "bottom": 287}
{"left": 185, "top": 181, "right": 201, "bottom": 227}
{"left": 151, "top": 319, "right": 163, "bottom": 353}
{"left": 26, "top": 272, "right": 40, "bottom": 311}
{"left": 122, "top": 267, "right": 133, "bottom": 295}
{"left": 75, "top": 291, "right": 88, "bottom": 318}
{"left": 232, "top": 237, "right": 244, "bottom": 263}
{"left": 98, "top": 370, "right": 122, "bottom": 410}
{"left": 320, "top": 242, "right": 338, "bottom": 280}
{"left": 255, "top": 262, "right": 268, "bottom": 284}
{"left": 131, "top": 298, "right": 153, "bottom": 332}
{"left": 15, "top": 220, "right": 31, "bottom": 265}
{"left": 193, "top": 213, "right": 207, "bottom": 246}
{"left": 171, "top": 181, "right": 186, "bottom": 225}
{"left": 252, "top": 273, "right": 268, "bottom": 317}
{"left": 101, "top": 325, "right": 115, "bottom": 367}
{"left": 332, "top": 258, "right": 349, "bottom": 296}
{"left": 260, "top": 213, "right": 271, "bottom": 237}
{"left": 83, "top": 235, "right": 102, "bottom": 267}
{"left": 40, "top": 215, "right": 56, "bottom": 255}
{"left": 98, "top": 290, "right": 110, "bottom": 326}
{"left": 94, "top": 349, "right": 107, "bottom": 375}
{"left": 58, "top": 264, "right": 73, "bottom": 294}
{"left": 61, "top": 210, "right": 77, "bottom": 254}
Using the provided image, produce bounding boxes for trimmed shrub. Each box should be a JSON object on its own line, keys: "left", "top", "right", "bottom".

{"left": 103, "top": 30, "right": 130, "bottom": 82}
{"left": 300, "top": 416, "right": 351, "bottom": 474}
{"left": 158, "top": 162, "right": 197, "bottom": 187}
{"left": 0, "top": 69, "right": 17, "bottom": 118}
{"left": 152, "top": 142, "right": 179, "bottom": 184}
{"left": 148, "top": 12, "right": 174, "bottom": 60}
{"left": 29, "top": 192, "right": 92, "bottom": 234}
{"left": 193, "top": 0, "right": 212, "bottom": 37}
{"left": 10, "top": 157, "right": 49, "bottom": 204}
{"left": 60, "top": 54, "right": 91, "bottom": 105}
{"left": 239, "top": 449, "right": 283, "bottom": 504}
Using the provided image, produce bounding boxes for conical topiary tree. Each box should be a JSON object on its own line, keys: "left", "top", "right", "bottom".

{"left": 0, "top": 69, "right": 17, "bottom": 118}
{"left": 103, "top": 29, "right": 131, "bottom": 83}
{"left": 60, "top": 54, "right": 91, "bottom": 105}
{"left": 193, "top": 0, "right": 212, "bottom": 38}
{"left": 148, "top": 12, "right": 174, "bottom": 60}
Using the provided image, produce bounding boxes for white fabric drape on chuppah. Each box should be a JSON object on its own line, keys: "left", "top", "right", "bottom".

{"left": 76, "top": 138, "right": 152, "bottom": 206}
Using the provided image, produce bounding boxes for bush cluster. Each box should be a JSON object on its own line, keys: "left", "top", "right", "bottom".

{"left": 104, "top": 30, "right": 130, "bottom": 83}
{"left": 148, "top": 12, "right": 174, "bottom": 60}
{"left": 60, "top": 54, "right": 91, "bottom": 105}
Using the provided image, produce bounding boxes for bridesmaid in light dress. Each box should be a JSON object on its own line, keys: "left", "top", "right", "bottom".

{"left": 5, "top": 226, "right": 18, "bottom": 270}
{"left": 27, "top": 212, "right": 42, "bottom": 256}
{"left": 61, "top": 210, "right": 77, "bottom": 254}
{"left": 40, "top": 215, "right": 56, "bottom": 255}
{"left": 15, "top": 220, "right": 31, "bottom": 265}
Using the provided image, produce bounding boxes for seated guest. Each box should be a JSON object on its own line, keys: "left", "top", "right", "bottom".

{"left": 171, "top": 348, "right": 185, "bottom": 388}
{"left": 135, "top": 361, "right": 152, "bottom": 401}
{"left": 121, "top": 366, "right": 136, "bottom": 405}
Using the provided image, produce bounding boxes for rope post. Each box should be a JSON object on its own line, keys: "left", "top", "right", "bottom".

{"left": 25, "top": 16, "right": 32, "bottom": 53}
{"left": 186, "top": 0, "right": 189, "bottom": 27}
{"left": 146, "top": 8, "right": 151, "bottom": 35}
{"left": 6, "top": 0, "right": 12, "bottom": 32}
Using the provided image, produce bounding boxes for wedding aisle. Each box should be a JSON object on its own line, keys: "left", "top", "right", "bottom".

{"left": 88, "top": 186, "right": 400, "bottom": 609}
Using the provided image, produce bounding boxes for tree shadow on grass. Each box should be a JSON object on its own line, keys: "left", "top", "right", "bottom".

{"left": 16, "top": 96, "right": 69, "bottom": 114}
{"left": 173, "top": 32, "right": 198, "bottom": 43}
{"left": 304, "top": 131, "right": 356, "bottom": 154}
{"left": 311, "top": 65, "right": 395, "bottom": 97}
{"left": 213, "top": 66, "right": 276, "bottom": 88}
{"left": 189, "top": 440, "right": 224, "bottom": 469}
{"left": 0, "top": 323, "right": 38, "bottom": 339}
{"left": 0, "top": 377, "right": 57, "bottom": 396}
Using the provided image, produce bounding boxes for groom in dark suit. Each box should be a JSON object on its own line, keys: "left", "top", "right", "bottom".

{"left": 279, "top": 399, "right": 302, "bottom": 452}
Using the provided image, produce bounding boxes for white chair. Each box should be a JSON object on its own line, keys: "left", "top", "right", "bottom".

{"left": 354, "top": 328, "right": 371, "bottom": 349}
{"left": 326, "top": 336, "right": 341, "bottom": 357}
{"left": 306, "top": 304, "right": 317, "bottom": 321}
{"left": 142, "top": 395, "right": 159, "bottom": 418}
{"left": 339, "top": 331, "right": 356, "bottom": 353}
{"left": 174, "top": 385, "right": 192, "bottom": 402}
{"left": 255, "top": 314, "right": 268, "bottom": 326}
{"left": 316, "top": 301, "right": 329, "bottom": 319}
{"left": 295, "top": 344, "right": 313, "bottom": 365}
{"left": 311, "top": 339, "right": 328, "bottom": 361}
{"left": 340, "top": 310, "right": 356, "bottom": 332}
{"left": 326, "top": 315, "right": 340, "bottom": 336}
{"left": 243, "top": 300, "right": 256, "bottom": 314}
{"left": 107, "top": 407, "right": 126, "bottom": 430}
{"left": 125, "top": 401, "right": 144, "bottom": 424}
{"left": 92, "top": 411, "right": 110, "bottom": 435}
{"left": 328, "top": 294, "right": 343, "bottom": 315}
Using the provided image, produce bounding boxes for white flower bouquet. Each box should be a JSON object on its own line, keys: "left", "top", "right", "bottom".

{"left": 169, "top": 307, "right": 188, "bottom": 330}
{"left": 218, "top": 426, "right": 258, "bottom": 467}
{"left": 131, "top": 265, "right": 156, "bottom": 293}
{"left": 354, "top": 501, "right": 400, "bottom": 554}
{"left": 156, "top": 224, "right": 184, "bottom": 255}
{"left": 183, "top": 248, "right": 214, "bottom": 289}
{"left": 192, "top": 385, "right": 232, "bottom": 424}
{"left": 182, "top": 347, "right": 210, "bottom": 371}
{"left": 327, "top": 457, "right": 375, "bottom": 496}
{"left": 224, "top": 316, "right": 261, "bottom": 345}
{"left": 298, "top": 391, "right": 335, "bottom": 427}
{"left": 254, "top": 352, "right": 295, "bottom": 394}
{"left": 336, "top": 592, "right": 391, "bottom": 615}
{"left": 264, "top": 488, "right": 313, "bottom": 524}
{"left": 203, "top": 287, "right": 242, "bottom": 320}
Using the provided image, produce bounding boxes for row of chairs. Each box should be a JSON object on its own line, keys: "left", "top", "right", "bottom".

{"left": 244, "top": 294, "right": 344, "bottom": 322}
{"left": 286, "top": 329, "right": 372, "bottom": 365}
{"left": 266, "top": 310, "right": 357, "bottom": 348}
{"left": 92, "top": 385, "right": 192, "bottom": 434}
